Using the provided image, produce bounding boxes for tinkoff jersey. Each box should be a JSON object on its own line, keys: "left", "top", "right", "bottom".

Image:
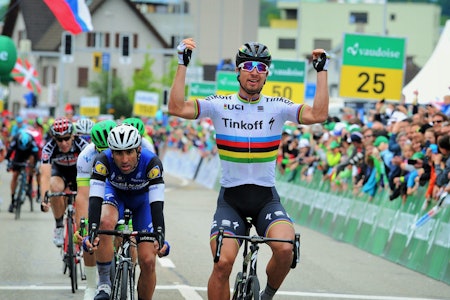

{"left": 195, "top": 93, "right": 304, "bottom": 188}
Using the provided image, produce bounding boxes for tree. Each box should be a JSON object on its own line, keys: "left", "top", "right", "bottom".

{"left": 127, "top": 54, "right": 160, "bottom": 107}
{"left": 88, "top": 71, "right": 131, "bottom": 118}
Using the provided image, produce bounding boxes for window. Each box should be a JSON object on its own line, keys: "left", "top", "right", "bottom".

{"left": 313, "top": 39, "right": 331, "bottom": 51}
{"left": 78, "top": 67, "right": 88, "bottom": 88}
{"left": 115, "top": 33, "right": 137, "bottom": 49}
{"left": 42, "top": 66, "right": 57, "bottom": 86}
{"left": 349, "top": 12, "right": 368, "bottom": 24}
{"left": 86, "top": 32, "right": 110, "bottom": 48}
{"left": 285, "top": 9, "right": 297, "bottom": 20}
{"left": 278, "top": 38, "right": 296, "bottom": 50}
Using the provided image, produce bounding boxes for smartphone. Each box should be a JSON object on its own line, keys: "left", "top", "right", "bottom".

{"left": 407, "top": 159, "right": 417, "bottom": 165}
{"left": 429, "top": 144, "right": 438, "bottom": 154}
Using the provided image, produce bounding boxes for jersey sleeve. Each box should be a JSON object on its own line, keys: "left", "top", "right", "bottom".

{"left": 145, "top": 156, "right": 165, "bottom": 203}
{"left": 76, "top": 147, "right": 93, "bottom": 187}
{"left": 89, "top": 152, "right": 109, "bottom": 198}
{"left": 40, "top": 140, "right": 54, "bottom": 164}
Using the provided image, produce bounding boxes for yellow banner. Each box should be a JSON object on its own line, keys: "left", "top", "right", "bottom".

{"left": 339, "top": 65, "right": 403, "bottom": 100}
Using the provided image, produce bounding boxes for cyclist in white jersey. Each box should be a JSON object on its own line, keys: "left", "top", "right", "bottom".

{"left": 169, "top": 38, "right": 330, "bottom": 300}
{"left": 75, "top": 119, "right": 116, "bottom": 300}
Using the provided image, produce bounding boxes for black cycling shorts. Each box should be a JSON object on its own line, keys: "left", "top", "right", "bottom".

{"left": 51, "top": 165, "right": 77, "bottom": 191}
{"left": 210, "top": 184, "right": 292, "bottom": 238}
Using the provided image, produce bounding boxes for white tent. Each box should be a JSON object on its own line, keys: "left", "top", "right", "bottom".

{"left": 402, "top": 20, "right": 450, "bottom": 104}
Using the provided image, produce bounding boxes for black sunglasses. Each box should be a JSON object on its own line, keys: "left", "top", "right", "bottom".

{"left": 55, "top": 136, "right": 72, "bottom": 142}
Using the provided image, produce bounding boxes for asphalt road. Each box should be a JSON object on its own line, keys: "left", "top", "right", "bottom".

{"left": 0, "top": 168, "right": 449, "bottom": 300}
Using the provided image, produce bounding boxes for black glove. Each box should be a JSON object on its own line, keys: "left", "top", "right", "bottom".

{"left": 177, "top": 41, "right": 192, "bottom": 67}
{"left": 313, "top": 51, "right": 330, "bottom": 72}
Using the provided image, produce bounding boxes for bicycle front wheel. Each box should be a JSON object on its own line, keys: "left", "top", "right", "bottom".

{"left": 14, "top": 172, "right": 25, "bottom": 220}
{"left": 244, "top": 275, "right": 260, "bottom": 300}
{"left": 67, "top": 218, "right": 77, "bottom": 293}
{"left": 232, "top": 271, "right": 244, "bottom": 300}
{"left": 111, "top": 261, "right": 133, "bottom": 300}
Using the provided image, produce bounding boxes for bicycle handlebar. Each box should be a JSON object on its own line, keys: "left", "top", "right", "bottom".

{"left": 90, "top": 223, "right": 164, "bottom": 250}
{"left": 43, "top": 191, "right": 78, "bottom": 204}
{"left": 214, "top": 227, "right": 301, "bottom": 268}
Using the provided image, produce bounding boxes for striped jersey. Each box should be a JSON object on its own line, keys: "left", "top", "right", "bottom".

{"left": 195, "top": 93, "right": 304, "bottom": 187}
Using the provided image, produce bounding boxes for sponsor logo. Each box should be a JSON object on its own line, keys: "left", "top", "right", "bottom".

{"left": 269, "top": 118, "right": 275, "bottom": 130}
{"left": 148, "top": 166, "right": 161, "bottom": 179}
{"left": 94, "top": 161, "right": 108, "bottom": 176}
{"left": 266, "top": 97, "right": 294, "bottom": 105}
{"left": 223, "top": 104, "right": 244, "bottom": 110}
{"left": 222, "top": 118, "right": 263, "bottom": 130}
{"left": 221, "top": 219, "right": 231, "bottom": 227}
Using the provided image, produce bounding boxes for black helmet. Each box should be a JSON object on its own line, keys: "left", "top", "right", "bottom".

{"left": 235, "top": 42, "right": 271, "bottom": 67}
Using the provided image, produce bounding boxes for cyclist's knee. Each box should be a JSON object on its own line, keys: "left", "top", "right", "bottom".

{"left": 273, "top": 243, "right": 294, "bottom": 264}
{"left": 138, "top": 253, "right": 156, "bottom": 271}
{"left": 99, "top": 217, "right": 116, "bottom": 230}
{"left": 213, "top": 256, "right": 234, "bottom": 278}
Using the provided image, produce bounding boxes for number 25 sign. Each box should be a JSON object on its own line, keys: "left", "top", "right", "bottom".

{"left": 339, "top": 34, "right": 406, "bottom": 101}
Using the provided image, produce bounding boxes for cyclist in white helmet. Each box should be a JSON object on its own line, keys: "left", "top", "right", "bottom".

{"left": 169, "top": 38, "right": 330, "bottom": 300}
{"left": 85, "top": 124, "right": 169, "bottom": 300}
{"left": 75, "top": 119, "right": 116, "bottom": 300}
{"left": 75, "top": 118, "right": 95, "bottom": 143}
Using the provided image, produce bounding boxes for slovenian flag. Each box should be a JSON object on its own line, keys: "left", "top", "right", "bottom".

{"left": 43, "top": 0, "right": 94, "bottom": 34}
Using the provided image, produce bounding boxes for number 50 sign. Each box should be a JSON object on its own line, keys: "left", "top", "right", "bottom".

{"left": 339, "top": 34, "right": 406, "bottom": 101}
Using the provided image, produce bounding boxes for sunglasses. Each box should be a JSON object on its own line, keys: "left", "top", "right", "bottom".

{"left": 238, "top": 61, "right": 269, "bottom": 74}
{"left": 55, "top": 136, "right": 72, "bottom": 142}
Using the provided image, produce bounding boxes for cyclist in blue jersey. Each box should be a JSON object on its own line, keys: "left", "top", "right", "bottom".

{"left": 85, "top": 124, "right": 168, "bottom": 300}
{"left": 169, "top": 38, "right": 330, "bottom": 300}
{"left": 5, "top": 130, "right": 39, "bottom": 213}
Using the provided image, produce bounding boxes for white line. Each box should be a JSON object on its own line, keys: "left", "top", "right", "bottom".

{"left": 158, "top": 256, "right": 176, "bottom": 268}
{"left": 177, "top": 284, "right": 203, "bottom": 300}
{"left": 0, "top": 285, "right": 446, "bottom": 300}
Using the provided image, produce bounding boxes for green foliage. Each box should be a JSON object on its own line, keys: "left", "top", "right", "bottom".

{"left": 161, "top": 58, "right": 178, "bottom": 88}
{"left": 88, "top": 71, "right": 131, "bottom": 118}
{"left": 127, "top": 54, "right": 160, "bottom": 105}
{"left": 260, "top": 0, "right": 280, "bottom": 27}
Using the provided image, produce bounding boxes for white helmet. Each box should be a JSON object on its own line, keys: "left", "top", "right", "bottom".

{"left": 75, "top": 118, "right": 95, "bottom": 135}
{"left": 107, "top": 124, "right": 141, "bottom": 150}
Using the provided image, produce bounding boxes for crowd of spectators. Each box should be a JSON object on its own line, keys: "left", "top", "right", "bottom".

{"left": 277, "top": 97, "right": 450, "bottom": 211}
{"left": 3, "top": 95, "right": 450, "bottom": 213}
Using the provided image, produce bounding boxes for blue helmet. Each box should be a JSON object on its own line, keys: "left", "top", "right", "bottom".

{"left": 18, "top": 132, "right": 32, "bottom": 151}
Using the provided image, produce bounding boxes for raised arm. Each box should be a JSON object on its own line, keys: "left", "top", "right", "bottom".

{"left": 168, "top": 38, "right": 198, "bottom": 120}
{"left": 298, "top": 49, "right": 330, "bottom": 125}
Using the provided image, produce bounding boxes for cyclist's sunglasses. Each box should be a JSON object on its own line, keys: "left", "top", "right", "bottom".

{"left": 238, "top": 61, "right": 269, "bottom": 74}
{"left": 55, "top": 135, "right": 72, "bottom": 142}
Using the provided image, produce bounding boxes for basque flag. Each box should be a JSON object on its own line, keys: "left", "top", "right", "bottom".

{"left": 43, "top": 0, "right": 93, "bottom": 34}
{"left": 12, "top": 58, "right": 42, "bottom": 94}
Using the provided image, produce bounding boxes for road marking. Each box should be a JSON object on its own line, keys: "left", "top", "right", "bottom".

{"left": 158, "top": 256, "right": 176, "bottom": 268}
{"left": 0, "top": 285, "right": 446, "bottom": 300}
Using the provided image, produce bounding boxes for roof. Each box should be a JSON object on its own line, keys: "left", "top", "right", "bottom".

{"left": 1, "top": 0, "right": 169, "bottom": 52}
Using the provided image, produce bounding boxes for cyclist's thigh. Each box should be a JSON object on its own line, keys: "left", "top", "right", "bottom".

{"left": 122, "top": 192, "right": 151, "bottom": 232}
{"left": 103, "top": 181, "right": 122, "bottom": 226}
{"left": 210, "top": 187, "right": 247, "bottom": 237}
{"left": 255, "top": 187, "right": 293, "bottom": 237}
